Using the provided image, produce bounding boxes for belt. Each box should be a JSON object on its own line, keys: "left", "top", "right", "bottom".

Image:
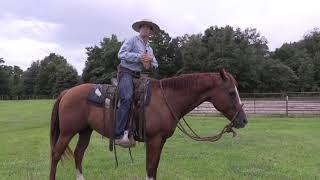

{"left": 119, "top": 66, "right": 141, "bottom": 78}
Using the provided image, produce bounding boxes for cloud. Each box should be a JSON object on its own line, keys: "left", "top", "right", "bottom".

{"left": 0, "top": 0, "right": 320, "bottom": 74}
{"left": 0, "top": 15, "right": 86, "bottom": 73}
{"left": 0, "top": 37, "right": 59, "bottom": 68}
{"left": 0, "top": 13, "right": 61, "bottom": 41}
{"left": 0, "top": 15, "right": 61, "bottom": 69}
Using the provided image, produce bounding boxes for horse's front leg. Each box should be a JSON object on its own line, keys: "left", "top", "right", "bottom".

{"left": 146, "top": 136, "right": 166, "bottom": 180}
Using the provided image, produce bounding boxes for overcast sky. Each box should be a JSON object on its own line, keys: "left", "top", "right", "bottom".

{"left": 1, "top": 0, "right": 319, "bottom": 74}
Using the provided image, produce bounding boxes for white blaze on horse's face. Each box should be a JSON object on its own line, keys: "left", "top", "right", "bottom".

{"left": 234, "top": 85, "right": 242, "bottom": 104}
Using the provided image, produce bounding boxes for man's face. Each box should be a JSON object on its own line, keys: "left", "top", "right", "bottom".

{"left": 139, "top": 24, "right": 152, "bottom": 38}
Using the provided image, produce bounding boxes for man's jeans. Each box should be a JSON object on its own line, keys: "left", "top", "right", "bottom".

{"left": 115, "top": 72, "right": 134, "bottom": 137}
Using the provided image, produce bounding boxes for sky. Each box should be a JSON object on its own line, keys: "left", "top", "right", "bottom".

{"left": 0, "top": 0, "right": 319, "bottom": 74}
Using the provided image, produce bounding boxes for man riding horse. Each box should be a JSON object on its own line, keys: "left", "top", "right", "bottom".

{"left": 49, "top": 19, "right": 248, "bottom": 180}
{"left": 115, "top": 19, "right": 160, "bottom": 147}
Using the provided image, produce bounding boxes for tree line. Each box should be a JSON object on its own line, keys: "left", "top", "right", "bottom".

{"left": 0, "top": 54, "right": 79, "bottom": 98}
{"left": 1, "top": 26, "right": 319, "bottom": 98}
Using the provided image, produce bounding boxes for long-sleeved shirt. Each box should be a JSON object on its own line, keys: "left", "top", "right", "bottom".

{"left": 118, "top": 35, "right": 158, "bottom": 72}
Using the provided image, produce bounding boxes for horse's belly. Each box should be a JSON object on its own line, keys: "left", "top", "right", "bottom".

{"left": 88, "top": 106, "right": 112, "bottom": 138}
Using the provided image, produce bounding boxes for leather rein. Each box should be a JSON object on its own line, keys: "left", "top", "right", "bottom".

{"left": 159, "top": 80, "right": 244, "bottom": 142}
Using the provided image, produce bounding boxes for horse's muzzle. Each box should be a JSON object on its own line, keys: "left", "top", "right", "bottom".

{"left": 233, "top": 117, "right": 248, "bottom": 129}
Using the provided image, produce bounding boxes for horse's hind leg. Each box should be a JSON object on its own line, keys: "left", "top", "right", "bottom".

{"left": 74, "top": 128, "right": 93, "bottom": 180}
{"left": 49, "top": 134, "right": 74, "bottom": 180}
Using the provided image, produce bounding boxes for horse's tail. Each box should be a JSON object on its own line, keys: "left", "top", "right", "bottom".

{"left": 50, "top": 89, "right": 73, "bottom": 160}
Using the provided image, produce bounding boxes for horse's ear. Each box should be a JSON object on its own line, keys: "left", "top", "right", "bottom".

{"left": 219, "top": 68, "right": 228, "bottom": 81}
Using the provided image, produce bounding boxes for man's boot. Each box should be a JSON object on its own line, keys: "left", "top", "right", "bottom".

{"left": 115, "top": 130, "right": 135, "bottom": 148}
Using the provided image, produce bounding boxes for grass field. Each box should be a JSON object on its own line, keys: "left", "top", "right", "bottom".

{"left": 0, "top": 100, "right": 319, "bottom": 180}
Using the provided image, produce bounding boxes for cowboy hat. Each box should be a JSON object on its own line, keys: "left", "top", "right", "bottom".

{"left": 132, "top": 19, "right": 160, "bottom": 33}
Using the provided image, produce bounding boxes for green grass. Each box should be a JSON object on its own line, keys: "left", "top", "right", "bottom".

{"left": 0, "top": 100, "right": 319, "bottom": 180}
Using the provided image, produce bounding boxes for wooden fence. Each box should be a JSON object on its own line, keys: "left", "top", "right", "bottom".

{"left": 190, "top": 93, "right": 320, "bottom": 116}
{"left": 1, "top": 92, "right": 320, "bottom": 116}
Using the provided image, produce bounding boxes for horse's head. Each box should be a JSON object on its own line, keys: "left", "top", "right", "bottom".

{"left": 209, "top": 69, "right": 248, "bottom": 129}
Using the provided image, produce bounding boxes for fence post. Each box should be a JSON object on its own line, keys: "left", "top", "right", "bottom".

{"left": 253, "top": 94, "right": 256, "bottom": 114}
{"left": 286, "top": 95, "right": 289, "bottom": 117}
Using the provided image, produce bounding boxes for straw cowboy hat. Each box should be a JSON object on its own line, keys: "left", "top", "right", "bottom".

{"left": 132, "top": 19, "right": 160, "bottom": 33}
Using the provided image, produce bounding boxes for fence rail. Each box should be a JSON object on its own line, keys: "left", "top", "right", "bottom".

{"left": 190, "top": 92, "right": 320, "bottom": 116}
{"left": 1, "top": 92, "right": 320, "bottom": 116}
{"left": 0, "top": 95, "right": 55, "bottom": 100}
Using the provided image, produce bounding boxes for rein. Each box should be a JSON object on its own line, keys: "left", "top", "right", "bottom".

{"left": 159, "top": 80, "right": 244, "bottom": 142}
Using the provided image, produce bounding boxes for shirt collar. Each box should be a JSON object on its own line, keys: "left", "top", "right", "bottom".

{"left": 137, "top": 35, "right": 150, "bottom": 47}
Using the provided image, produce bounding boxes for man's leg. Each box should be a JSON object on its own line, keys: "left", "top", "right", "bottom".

{"left": 115, "top": 73, "right": 133, "bottom": 146}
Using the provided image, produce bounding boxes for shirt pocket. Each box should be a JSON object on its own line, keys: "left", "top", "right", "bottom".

{"left": 131, "top": 42, "right": 143, "bottom": 54}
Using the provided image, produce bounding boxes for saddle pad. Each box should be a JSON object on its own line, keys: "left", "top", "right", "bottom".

{"left": 87, "top": 84, "right": 116, "bottom": 107}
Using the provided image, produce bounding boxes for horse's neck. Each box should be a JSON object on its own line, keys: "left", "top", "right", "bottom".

{"left": 176, "top": 91, "right": 209, "bottom": 118}
{"left": 161, "top": 74, "right": 213, "bottom": 119}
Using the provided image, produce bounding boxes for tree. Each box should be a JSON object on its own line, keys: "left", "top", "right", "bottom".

{"left": 37, "top": 53, "right": 68, "bottom": 95}
{"left": 179, "top": 34, "right": 207, "bottom": 73}
{"left": 179, "top": 26, "right": 270, "bottom": 92}
{"left": 22, "top": 53, "right": 79, "bottom": 96}
{"left": 23, "top": 61, "right": 40, "bottom": 95}
{"left": 10, "top": 66, "right": 24, "bottom": 96}
{"left": 0, "top": 58, "right": 11, "bottom": 95}
{"left": 258, "top": 59, "right": 298, "bottom": 92}
{"left": 297, "top": 57, "right": 316, "bottom": 91}
{"left": 82, "top": 35, "right": 121, "bottom": 83}
{"left": 150, "top": 29, "right": 183, "bottom": 78}
{"left": 53, "top": 63, "right": 79, "bottom": 96}
{"left": 273, "top": 28, "right": 320, "bottom": 91}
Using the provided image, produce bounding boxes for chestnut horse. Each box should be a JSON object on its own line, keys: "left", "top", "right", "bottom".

{"left": 49, "top": 69, "right": 247, "bottom": 180}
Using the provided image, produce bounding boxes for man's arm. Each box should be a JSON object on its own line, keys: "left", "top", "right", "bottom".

{"left": 118, "top": 37, "right": 141, "bottom": 63}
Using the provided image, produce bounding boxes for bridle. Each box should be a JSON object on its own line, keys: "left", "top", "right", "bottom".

{"left": 159, "top": 80, "right": 244, "bottom": 142}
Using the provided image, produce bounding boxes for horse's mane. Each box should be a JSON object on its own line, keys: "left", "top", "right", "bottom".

{"left": 160, "top": 73, "right": 217, "bottom": 93}
{"left": 158, "top": 71, "right": 237, "bottom": 92}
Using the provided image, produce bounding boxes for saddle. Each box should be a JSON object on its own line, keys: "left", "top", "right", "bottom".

{"left": 86, "top": 75, "right": 152, "bottom": 144}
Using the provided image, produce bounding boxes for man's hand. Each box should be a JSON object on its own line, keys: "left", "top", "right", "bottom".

{"left": 140, "top": 53, "right": 153, "bottom": 70}
{"left": 141, "top": 53, "right": 153, "bottom": 62}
